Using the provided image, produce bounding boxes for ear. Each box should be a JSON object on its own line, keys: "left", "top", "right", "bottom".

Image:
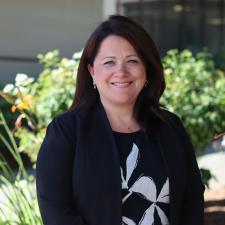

{"left": 88, "top": 64, "right": 94, "bottom": 78}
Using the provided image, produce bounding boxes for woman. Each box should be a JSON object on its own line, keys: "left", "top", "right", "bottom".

{"left": 36, "top": 15, "right": 204, "bottom": 225}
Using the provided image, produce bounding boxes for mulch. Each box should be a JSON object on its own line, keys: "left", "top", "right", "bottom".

{"left": 204, "top": 187, "right": 225, "bottom": 225}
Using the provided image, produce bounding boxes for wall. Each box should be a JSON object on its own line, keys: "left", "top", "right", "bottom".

{"left": 0, "top": 0, "right": 104, "bottom": 85}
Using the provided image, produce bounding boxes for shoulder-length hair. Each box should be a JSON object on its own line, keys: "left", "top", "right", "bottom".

{"left": 71, "top": 15, "right": 166, "bottom": 137}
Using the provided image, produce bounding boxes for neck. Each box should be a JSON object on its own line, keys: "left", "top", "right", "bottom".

{"left": 100, "top": 99, "right": 140, "bottom": 133}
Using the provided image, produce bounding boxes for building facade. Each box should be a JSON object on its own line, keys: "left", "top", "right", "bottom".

{"left": 117, "top": 0, "right": 225, "bottom": 55}
{"left": 0, "top": 0, "right": 108, "bottom": 85}
{"left": 1, "top": 0, "right": 224, "bottom": 85}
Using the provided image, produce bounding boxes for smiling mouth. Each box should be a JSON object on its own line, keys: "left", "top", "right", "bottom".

{"left": 111, "top": 81, "right": 133, "bottom": 88}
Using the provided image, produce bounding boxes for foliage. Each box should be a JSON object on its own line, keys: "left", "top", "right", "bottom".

{"left": 199, "top": 168, "right": 214, "bottom": 189}
{"left": 0, "top": 48, "right": 218, "bottom": 225}
{"left": 0, "top": 50, "right": 80, "bottom": 162}
{"left": 0, "top": 111, "right": 43, "bottom": 225}
{"left": 0, "top": 84, "right": 18, "bottom": 148}
{"left": 162, "top": 49, "right": 225, "bottom": 148}
{"left": 0, "top": 48, "right": 222, "bottom": 191}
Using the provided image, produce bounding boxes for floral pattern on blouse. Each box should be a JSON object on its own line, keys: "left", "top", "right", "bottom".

{"left": 121, "top": 143, "right": 170, "bottom": 225}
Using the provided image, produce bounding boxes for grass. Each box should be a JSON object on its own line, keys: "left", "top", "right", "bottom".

{"left": 0, "top": 111, "right": 43, "bottom": 225}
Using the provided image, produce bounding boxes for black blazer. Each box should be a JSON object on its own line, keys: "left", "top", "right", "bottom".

{"left": 36, "top": 103, "right": 205, "bottom": 225}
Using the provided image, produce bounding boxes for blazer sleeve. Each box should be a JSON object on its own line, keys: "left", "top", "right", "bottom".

{"left": 36, "top": 116, "right": 87, "bottom": 225}
{"left": 173, "top": 115, "right": 205, "bottom": 225}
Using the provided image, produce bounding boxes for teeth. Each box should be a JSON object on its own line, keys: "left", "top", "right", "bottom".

{"left": 112, "top": 82, "right": 131, "bottom": 88}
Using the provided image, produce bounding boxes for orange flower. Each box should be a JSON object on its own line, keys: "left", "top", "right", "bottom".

{"left": 11, "top": 95, "right": 32, "bottom": 113}
{"left": 11, "top": 105, "right": 17, "bottom": 112}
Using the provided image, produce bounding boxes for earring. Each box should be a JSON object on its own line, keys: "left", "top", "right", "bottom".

{"left": 93, "top": 82, "right": 97, "bottom": 89}
{"left": 144, "top": 80, "right": 149, "bottom": 87}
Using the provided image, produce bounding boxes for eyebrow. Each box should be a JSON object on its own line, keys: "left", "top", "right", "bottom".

{"left": 101, "top": 54, "right": 139, "bottom": 60}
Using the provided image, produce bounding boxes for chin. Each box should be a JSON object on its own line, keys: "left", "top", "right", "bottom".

{"left": 100, "top": 94, "right": 137, "bottom": 107}
{"left": 111, "top": 97, "right": 136, "bottom": 106}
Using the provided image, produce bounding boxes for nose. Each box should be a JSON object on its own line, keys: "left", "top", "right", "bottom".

{"left": 114, "top": 62, "right": 128, "bottom": 77}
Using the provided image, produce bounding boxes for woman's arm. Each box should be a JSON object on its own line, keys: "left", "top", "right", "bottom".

{"left": 36, "top": 116, "right": 87, "bottom": 225}
{"left": 173, "top": 115, "right": 205, "bottom": 225}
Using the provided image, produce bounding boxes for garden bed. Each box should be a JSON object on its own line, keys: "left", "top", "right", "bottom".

{"left": 204, "top": 187, "right": 225, "bottom": 225}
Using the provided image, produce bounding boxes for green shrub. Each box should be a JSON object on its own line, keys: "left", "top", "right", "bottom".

{"left": 1, "top": 48, "right": 224, "bottom": 162}
{"left": 1, "top": 50, "right": 80, "bottom": 162}
{"left": 0, "top": 49, "right": 220, "bottom": 224}
{"left": 161, "top": 49, "right": 225, "bottom": 148}
{"left": 0, "top": 83, "right": 18, "bottom": 148}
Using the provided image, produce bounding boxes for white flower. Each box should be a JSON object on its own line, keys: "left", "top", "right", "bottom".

{"left": 3, "top": 84, "right": 14, "bottom": 93}
{"left": 72, "top": 50, "right": 83, "bottom": 60}
{"left": 61, "top": 58, "right": 76, "bottom": 67}
{"left": 52, "top": 68, "right": 64, "bottom": 76}
{"left": 15, "top": 73, "right": 28, "bottom": 83}
{"left": 45, "top": 52, "right": 55, "bottom": 60}
{"left": 15, "top": 73, "right": 34, "bottom": 86}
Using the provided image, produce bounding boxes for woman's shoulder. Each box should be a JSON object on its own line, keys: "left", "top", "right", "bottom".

{"left": 49, "top": 106, "right": 88, "bottom": 127}
{"left": 44, "top": 107, "right": 89, "bottom": 141}
{"left": 159, "top": 108, "right": 191, "bottom": 142}
{"left": 159, "top": 108, "right": 183, "bottom": 127}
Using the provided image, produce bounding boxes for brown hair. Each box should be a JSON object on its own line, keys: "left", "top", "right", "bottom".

{"left": 71, "top": 15, "right": 166, "bottom": 136}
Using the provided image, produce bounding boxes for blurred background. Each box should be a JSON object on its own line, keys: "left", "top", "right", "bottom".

{"left": 1, "top": 0, "right": 225, "bottom": 84}
{"left": 0, "top": 0, "right": 225, "bottom": 224}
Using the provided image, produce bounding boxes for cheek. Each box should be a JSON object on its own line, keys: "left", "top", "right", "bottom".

{"left": 93, "top": 66, "right": 105, "bottom": 76}
{"left": 95, "top": 67, "right": 113, "bottom": 78}
{"left": 93, "top": 70, "right": 109, "bottom": 86}
{"left": 137, "top": 67, "right": 147, "bottom": 82}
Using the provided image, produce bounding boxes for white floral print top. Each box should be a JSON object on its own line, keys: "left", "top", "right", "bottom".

{"left": 113, "top": 130, "right": 170, "bottom": 225}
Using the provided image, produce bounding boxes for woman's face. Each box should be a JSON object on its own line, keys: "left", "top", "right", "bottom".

{"left": 88, "top": 35, "right": 146, "bottom": 108}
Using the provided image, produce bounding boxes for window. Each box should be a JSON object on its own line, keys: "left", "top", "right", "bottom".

{"left": 118, "top": 0, "right": 225, "bottom": 55}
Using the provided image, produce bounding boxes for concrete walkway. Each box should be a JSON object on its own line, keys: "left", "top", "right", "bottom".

{"left": 198, "top": 151, "right": 225, "bottom": 189}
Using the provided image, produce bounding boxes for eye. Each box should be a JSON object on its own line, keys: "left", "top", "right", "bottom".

{"left": 103, "top": 61, "right": 114, "bottom": 65}
{"left": 128, "top": 59, "right": 138, "bottom": 64}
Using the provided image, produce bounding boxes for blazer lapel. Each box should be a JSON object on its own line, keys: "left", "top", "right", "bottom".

{"left": 156, "top": 123, "right": 187, "bottom": 225}
{"left": 75, "top": 103, "right": 122, "bottom": 225}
